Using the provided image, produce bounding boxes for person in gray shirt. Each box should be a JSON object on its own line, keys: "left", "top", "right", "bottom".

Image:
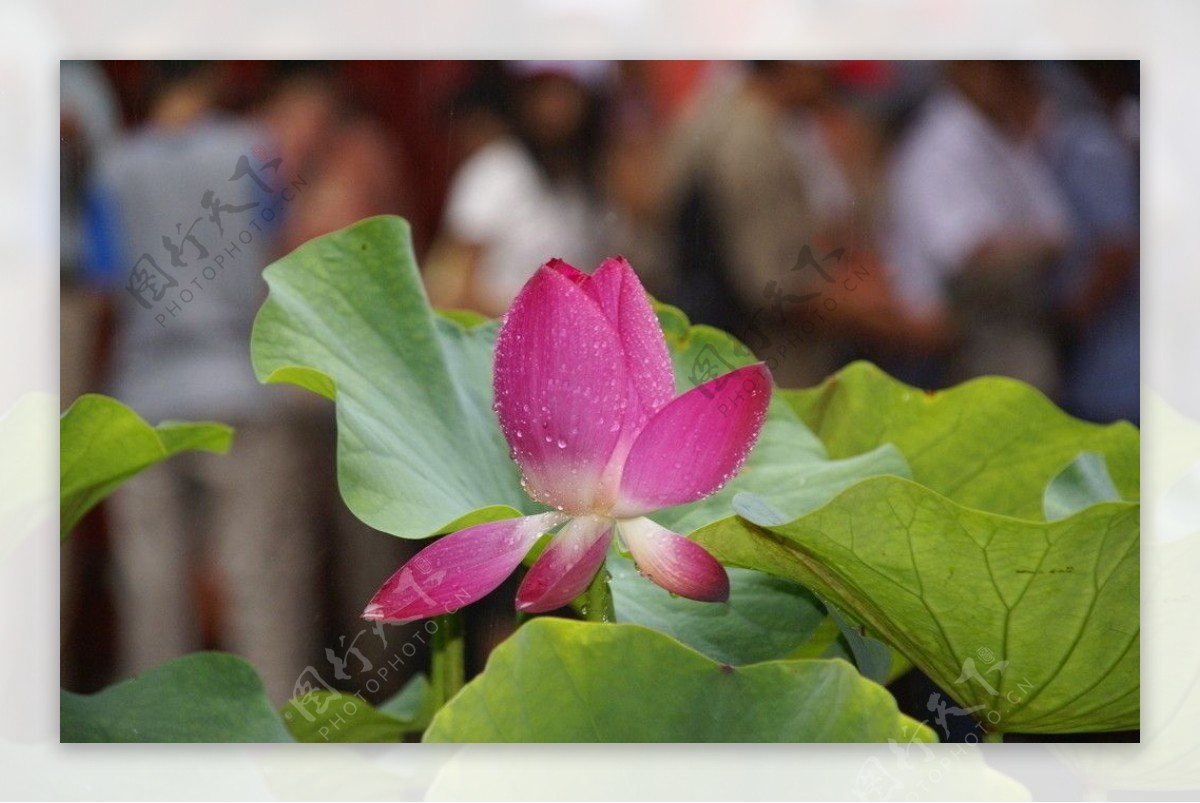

{"left": 83, "top": 61, "right": 317, "bottom": 703}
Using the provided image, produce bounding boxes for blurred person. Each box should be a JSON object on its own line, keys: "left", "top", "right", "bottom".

{"left": 1039, "top": 62, "right": 1140, "bottom": 424}
{"left": 426, "top": 61, "right": 613, "bottom": 317}
{"left": 882, "top": 61, "right": 1070, "bottom": 391}
{"left": 420, "top": 62, "right": 513, "bottom": 307}
{"left": 259, "top": 62, "right": 411, "bottom": 254}
{"left": 664, "top": 61, "right": 900, "bottom": 389}
{"left": 82, "top": 61, "right": 319, "bottom": 703}
{"left": 600, "top": 61, "right": 714, "bottom": 300}
{"left": 440, "top": 61, "right": 513, "bottom": 164}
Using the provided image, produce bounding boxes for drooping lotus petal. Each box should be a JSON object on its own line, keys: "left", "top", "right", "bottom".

{"left": 493, "top": 265, "right": 631, "bottom": 513}
{"left": 617, "top": 516, "right": 730, "bottom": 602}
{"left": 515, "top": 514, "right": 613, "bottom": 613}
{"left": 362, "top": 511, "right": 567, "bottom": 623}
{"left": 613, "top": 363, "right": 772, "bottom": 518}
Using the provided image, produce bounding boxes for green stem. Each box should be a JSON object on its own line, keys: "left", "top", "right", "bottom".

{"left": 982, "top": 729, "right": 1004, "bottom": 743}
{"left": 430, "top": 611, "right": 465, "bottom": 707}
{"left": 583, "top": 567, "right": 615, "bottom": 623}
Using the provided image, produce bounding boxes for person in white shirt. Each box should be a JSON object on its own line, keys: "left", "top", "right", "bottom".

{"left": 430, "top": 61, "right": 613, "bottom": 317}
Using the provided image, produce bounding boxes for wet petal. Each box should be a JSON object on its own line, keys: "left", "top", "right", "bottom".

{"left": 545, "top": 257, "right": 590, "bottom": 286}
{"left": 581, "top": 257, "right": 676, "bottom": 427}
{"left": 516, "top": 514, "right": 613, "bottom": 613}
{"left": 493, "top": 264, "right": 630, "bottom": 512}
{"left": 617, "top": 516, "right": 729, "bottom": 602}
{"left": 614, "top": 363, "right": 772, "bottom": 517}
{"left": 362, "top": 512, "right": 567, "bottom": 624}
{"left": 569, "top": 257, "right": 679, "bottom": 508}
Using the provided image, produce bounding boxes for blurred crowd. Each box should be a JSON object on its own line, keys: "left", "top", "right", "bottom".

{"left": 60, "top": 60, "right": 1139, "bottom": 705}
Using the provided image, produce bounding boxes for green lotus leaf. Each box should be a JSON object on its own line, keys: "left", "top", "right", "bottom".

{"left": 61, "top": 652, "right": 292, "bottom": 742}
{"left": 283, "top": 675, "right": 431, "bottom": 743}
{"left": 784, "top": 361, "right": 1138, "bottom": 519}
{"left": 250, "top": 216, "right": 535, "bottom": 538}
{"left": 696, "top": 476, "right": 1139, "bottom": 734}
{"left": 60, "top": 394, "right": 232, "bottom": 539}
{"left": 423, "top": 617, "right": 935, "bottom": 742}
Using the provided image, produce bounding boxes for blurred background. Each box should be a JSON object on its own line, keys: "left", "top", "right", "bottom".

{"left": 59, "top": 60, "right": 1139, "bottom": 735}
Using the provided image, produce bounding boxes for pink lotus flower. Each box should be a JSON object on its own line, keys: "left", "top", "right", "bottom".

{"left": 363, "top": 257, "right": 771, "bottom": 623}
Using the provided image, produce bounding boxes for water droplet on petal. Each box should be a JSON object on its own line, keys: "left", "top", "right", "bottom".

{"left": 556, "top": 439, "right": 567, "bottom": 449}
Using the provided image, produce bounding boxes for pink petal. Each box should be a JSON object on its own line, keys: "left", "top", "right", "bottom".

{"left": 493, "top": 265, "right": 631, "bottom": 513}
{"left": 543, "top": 257, "right": 674, "bottom": 441}
{"left": 516, "top": 515, "right": 613, "bottom": 613}
{"left": 545, "top": 257, "right": 589, "bottom": 287}
{"left": 617, "top": 516, "right": 729, "bottom": 602}
{"left": 362, "top": 512, "right": 567, "bottom": 624}
{"left": 578, "top": 257, "right": 676, "bottom": 428}
{"left": 568, "top": 257, "right": 679, "bottom": 507}
{"left": 613, "top": 363, "right": 772, "bottom": 517}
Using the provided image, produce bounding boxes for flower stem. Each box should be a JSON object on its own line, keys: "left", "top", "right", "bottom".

{"left": 982, "top": 729, "right": 1004, "bottom": 743}
{"left": 430, "top": 611, "right": 465, "bottom": 707}
{"left": 583, "top": 567, "right": 615, "bottom": 623}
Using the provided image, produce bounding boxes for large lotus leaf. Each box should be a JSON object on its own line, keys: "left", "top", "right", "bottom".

{"left": 250, "top": 216, "right": 535, "bottom": 538}
{"left": 784, "top": 361, "right": 1139, "bottom": 520}
{"left": 60, "top": 394, "right": 233, "bottom": 539}
{"left": 283, "top": 675, "right": 431, "bottom": 743}
{"left": 60, "top": 652, "right": 292, "bottom": 742}
{"left": 423, "top": 618, "right": 935, "bottom": 742}
{"left": 696, "top": 476, "right": 1139, "bottom": 734}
